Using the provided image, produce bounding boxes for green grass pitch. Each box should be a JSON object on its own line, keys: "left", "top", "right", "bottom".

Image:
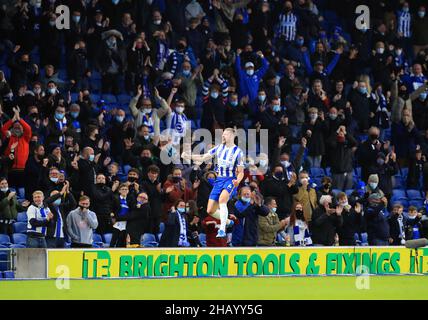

{"left": 1, "top": 276, "right": 428, "bottom": 300}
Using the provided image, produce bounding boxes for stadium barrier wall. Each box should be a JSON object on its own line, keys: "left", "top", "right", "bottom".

{"left": 15, "top": 249, "right": 47, "bottom": 279}
{"left": 43, "top": 247, "right": 428, "bottom": 279}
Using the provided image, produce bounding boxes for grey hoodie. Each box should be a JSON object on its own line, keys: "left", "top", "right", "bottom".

{"left": 66, "top": 208, "right": 98, "bottom": 245}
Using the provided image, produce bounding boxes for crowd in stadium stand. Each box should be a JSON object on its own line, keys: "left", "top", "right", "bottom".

{"left": 0, "top": 0, "right": 428, "bottom": 248}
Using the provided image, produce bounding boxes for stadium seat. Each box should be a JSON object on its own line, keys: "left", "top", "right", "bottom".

{"left": 70, "top": 92, "right": 79, "bottom": 102}
{"left": 103, "top": 233, "right": 112, "bottom": 247}
{"left": 91, "top": 70, "right": 102, "bottom": 80}
{"left": 392, "top": 177, "right": 405, "bottom": 189}
{"left": 0, "top": 235, "right": 12, "bottom": 247}
{"left": 117, "top": 94, "right": 131, "bottom": 105}
{"left": 9, "top": 244, "right": 26, "bottom": 249}
{"left": 407, "top": 189, "right": 424, "bottom": 200}
{"left": 17, "top": 212, "right": 28, "bottom": 222}
{"left": 101, "top": 94, "right": 117, "bottom": 104}
{"left": 332, "top": 189, "right": 342, "bottom": 196}
{"left": 92, "top": 233, "right": 104, "bottom": 247}
{"left": 199, "top": 233, "right": 207, "bottom": 247}
{"left": 310, "top": 167, "right": 325, "bottom": 177}
{"left": 354, "top": 167, "right": 362, "bottom": 178}
{"left": 12, "top": 233, "right": 27, "bottom": 245}
{"left": 324, "top": 167, "right": 331, "bottom": 176}
{"left": 90, "top": 93, "right": 101, "bottom": 103}
{"left": 0, "top": 251, "right": 8, "bottom": 272}
{"left": 159, "top": 222, "right": 165, "bottom": 234}
{"left": 345, "top": 189, "right": 354, "bottom": 196}
{"left": 141, "top": 233, "right": 159, "bottom": 247}
{"left": 409, "top": 200, "right": 424, "bottom": 209}
{"left": 400, "top": 167, "right": 409, "bottom": 178}
{"left": 3, "top": 271, "right": 14, "bottom": 279}
{"left": 12, "top": 222, "right": 27, "bottom": 234}
{"left": 392, "top": 190, "right": 406, "bottom": 199}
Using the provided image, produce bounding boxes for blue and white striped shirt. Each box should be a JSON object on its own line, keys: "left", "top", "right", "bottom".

{"left": 208, "top": 144, "right": 244, "bottom": 178}
{"left": 398, "top": 10, "right": 411, "bottom": 38}
{"left": 27, "top": 204, "right": 50, "bottom": 236}
{"left": 277, "top": 13, "right": 298, "bottom": 41}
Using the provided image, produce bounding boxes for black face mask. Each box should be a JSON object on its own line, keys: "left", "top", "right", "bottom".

{"left": 37, "top": 154, "right": 45, "bottom": 161}
{"left": 295, "top": 210, "right": 304, "bottom": 220}
{"left": 172, "top": 176, "right": 182, "bottom": 183}
{"left": 323, "top": 184, "right": 331, "bottom": 190}
{"left": 96, "top": 183, "right": 105, "bottom": 187}
{"left": 128, "top": 177, "right": 138, "bottom": 183}
{"left": 369, "top": 134, "right": 378, "bottom": 141}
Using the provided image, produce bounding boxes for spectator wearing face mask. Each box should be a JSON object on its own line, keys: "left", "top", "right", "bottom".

{"left": 110, "top": 184, "right": 136, "bottom": 248}
{"left": 260, "top": 165, "right": 298, "bottom": 220}
{"left": 230, "top": 187, "right": 270, "bottom": 247}
{"left": 364, "top": 174, "right": 388, "bottom": 207}
{"left": 368, "top": 152, "right": 398, "bottom": 203}
{"left": 404, "top": 206, "right": 424, "bottom": 241}
{"left": 273, "top": 136, "right": 306, "bottom": 177}
{"left": 90, "top": 173, "right": 116, "bottom": 235}
{"left": 235, "top": 49, "right": 269, "bottom": 106}
{"left": 316, "top": 176, "right": 335, "bottom": 203}
{"left": 129, "top": 85, "right": 170, "bottom": 141}
{"left": 140, "top": 165, "right": 163, "bottom": 235}
{"left": 357, "top": 126, "right": 387, "bottom": 182}
{"left": 370, "top": 42, "right": 393, "bottom": 89}
{"left": 72, "top": 147, "right": 97, "bottom": 197}
{"left": 311, "top": 195, "right": 343, "bottom": 246}
{"left": 413, "top": 6, "right": 428, "bottom": 57}
{"left": 45, "top": 182, "right": 76, "bottom": 248}
{"left": 348, "top": 79, "right": 371, "bottom": 132}
{"left": 126, "top": 192, "right": 151, "bottom": 246}
{"left": 0, "top": 177, "right": 29, "bottom": 236}
{"left": 160, "top": 199, "right": 192, "bottom": 248}
{"left": 302, "top": 107, "right": 327, "bottom": 168}
{"left": 177, "top": 62, "right": 203, "bottom": 119}
{"left": 225, "top": 92, "right": 248, "bottom": 129}
{"left": 336, "top": 192, "right": 363, "bottom": 246}
{"left": 293, "top": 171, "right": 318, "bottom": 224}
{"left": 1, "top": 107, "right": 32, "bottom": 190}
{"left": 327, "top": 125, "right": 358, "bottom": 190}
{"left": 190, "top": 169, "right": 216, "bottom": 222}
{"left": 45, "top": 106, "right": 75, "bottom": 148}
{"left": 26, "top": 190, "right": 54, "bottom": 248}
{"left": 162, "top": 167, "right": 197, "bottom": 222}
{"left": 257, "top": 197, "right": 289, "bottom": 246}
{"left": 201, "top": 81, "right": 226, "bottom": 133}
{"left": 412, "top": 87, "right": 428, "bottom": 131}
{"left": 67, "top": 196, "right": 98, "bottom": 248}
{"left": 97, "top": 34, "right": 125, "bottom": 95}
{"left": 364, "top": 193, "right": 390, "bottom": 246}
{"left": 392, "top": 108, "right": 422, "bottom": 167}
{"left": 286, "top": 202, "right": 312, "bottom": 246}
{"left": 388, "top": 203, "right": 406, "bottom": 245}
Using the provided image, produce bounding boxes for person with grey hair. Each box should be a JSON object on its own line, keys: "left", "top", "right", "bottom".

{"left": 310, "top": 194, "right": 343, "bottom": 246}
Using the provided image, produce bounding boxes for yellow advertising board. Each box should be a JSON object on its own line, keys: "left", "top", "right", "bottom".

{"left": 47, "top": 247, "right": 428, "bottom": 279}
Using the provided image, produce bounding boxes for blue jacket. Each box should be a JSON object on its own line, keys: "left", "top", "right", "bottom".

{"left": 235, "top": 55, "right": 269, "bottom": 103}
{"left": 365, "top": 205, "right": 390, "bottom": 241}
{"left": 230, "top": 199, "right": 270, "bottom": 246}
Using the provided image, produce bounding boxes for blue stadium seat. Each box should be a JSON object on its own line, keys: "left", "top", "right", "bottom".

{"left": 117, "top": 94, "right": 131, "bottom": 105}
{"left": 9, "top": 244, "right": 26, "bottom": 249}
{"left": 360, "top": 233, "right": 368, "bottom": 246}
{"left": 3, "top": 271, "right": 14, "bottom": 279}
{"left": 400, "top": 167, "right": 409, "bottom": 178}
{"left": 92, "top": 233, "right": 104, "bottom": 247}
{"left": 409, "top": 200, "right": 424, "bottom": 209}
{"left": 0, "top": 251, "right": 8, "bottom": 272}
{"left": 157, "top": 233, "right": 162, "bottom": 241}
{"left": 159, "top": 222, "right": 165, "bottom": 234}
{"left": 310, "top": 167, "right": 325, "bottom": 177}
{"left": 332, "top": 189, "right": 342, "bottom": 196}
{"left": 392, "top": 190, "right": 406, "bottom": 199}
{"left": 12, "top": 222, "right": 27, "bottom": 234}
{"left": 324, "top": 167, "right": 331, "bottom": 176}
{"left": 103, "top": 233, "right": 112, "bottom": 247}
{"left": 392, "top": 177, "right": 405, "bottom": 189}
{"left": 291, "top": 144, "right": 300, "bottom": 158}
{"left": 141, "top": 233, "right": 159, "bottom": 247}
{"left": 199, "top": 233, "right": 207, "bottom": 247}
{"left": 345, "top": 189, "right": 354, "bottom": 196}
{"left": 0, "top": 235, "right": 12, "bottom": 247}
{"left": 407, "top": 189, "right": 423, "bottom": 200}
{"left": 354, "top": 167, "right": 362, "bottom": 178}
{"left": 90, "top": 93, "right": 101, "bottom": 103}
{"left": 12, "top": 233, "right": 27, "bottom": 245}
{"left": 57, "top": 68, "right": 67, "bottom": 80}
{"left": 70, "top": 92, "right": 79, "bottom": 102}
{"left": 91, "top": 70, "right": 102, "bottom": 80}
{"left": 101, "top": 94, "right": 117, "bottom": 104}
{"left": 17, "top": 212, "right": 27, "bottom": 223}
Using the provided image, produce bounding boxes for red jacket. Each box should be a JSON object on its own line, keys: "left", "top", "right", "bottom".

{"left": 202, "top": 215, "right": 239, "bottom": 247}
{"left": 1, "top": 119, "right": 32, "bottom": 170}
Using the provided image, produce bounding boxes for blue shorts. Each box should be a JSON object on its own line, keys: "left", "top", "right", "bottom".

{"left": 209, "top": 177, "right": 237, "bottom": 201}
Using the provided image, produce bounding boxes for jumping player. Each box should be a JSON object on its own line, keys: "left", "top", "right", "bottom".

{"left": 182, "top": 128, "right": 244, "bottom": 238}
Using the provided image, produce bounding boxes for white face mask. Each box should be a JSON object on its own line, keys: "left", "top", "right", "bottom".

{"left": 176, "top": 107, "right": 185, "bottom": 114}
{"left": 0, "top": 188, "right": 8, "bottom": 193}
{"left": 281, "top": 160, "right": 291, "bottom": 168}
{"left": 259, "top": 159, "right": 267, "bottom": 167}
{"left": 377, "top": 48, "right": 385, "bottom": 54}
{"left": 246, "top": 69, "right": 254, "bottom": 76}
